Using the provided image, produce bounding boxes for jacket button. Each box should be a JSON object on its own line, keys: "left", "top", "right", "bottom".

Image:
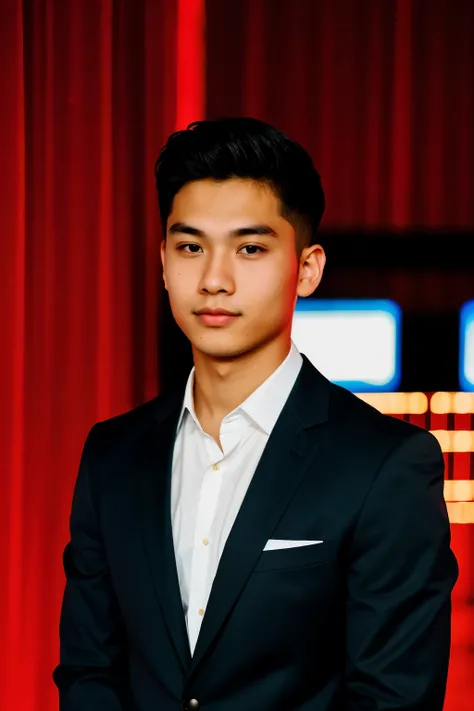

{"left": 182, "top": 700, "right": 200, "bottom": 711}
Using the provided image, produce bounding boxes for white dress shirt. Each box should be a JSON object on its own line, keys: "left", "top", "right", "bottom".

{"left": 170, "top": 341, "right": 303, "bottom": 655}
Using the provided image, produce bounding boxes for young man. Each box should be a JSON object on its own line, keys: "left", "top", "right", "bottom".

{"left": 54, "top": 118, "right": 458, "bottom": 711}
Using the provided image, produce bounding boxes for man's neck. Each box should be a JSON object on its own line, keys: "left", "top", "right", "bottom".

{"left": 191, "top": 337, "right": 292, "bottom": 427}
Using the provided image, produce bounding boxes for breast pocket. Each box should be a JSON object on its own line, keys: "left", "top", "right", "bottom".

{"left": 253, "top": 541, "right": 333, "bottom": 573}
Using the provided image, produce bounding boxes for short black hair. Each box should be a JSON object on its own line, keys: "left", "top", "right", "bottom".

{"left": 154, "top": 117, "right": 325, "bottom": 254}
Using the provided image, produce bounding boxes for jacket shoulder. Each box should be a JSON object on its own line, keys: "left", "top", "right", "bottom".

{"left": 84, "top": 389, "right": 182, "bottom": 458}
{"left": 327, "top": 380, "right": 438, "bottom": 457}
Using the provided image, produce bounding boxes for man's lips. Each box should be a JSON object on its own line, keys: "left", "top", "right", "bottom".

{"left": 194, "top": 308, "right": 240, "bottom": 326}
{"left": 195, "top": 308, "right": 240, "bottom": 316}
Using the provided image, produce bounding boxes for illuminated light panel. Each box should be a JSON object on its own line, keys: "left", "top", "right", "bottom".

{"left": 431, "top": 391, "right": 474, "bottom": 414}
{"left": 453, "top": 391, "right": 474, "bottom": 413}
{"left": 446, "top": 502, "right": 474, "bottom": 524}
{"left": 431, "top": 391, "right": 452, "bottom": 414}
{"left": 293, "top": 299, "right": 401, "bottom": 392}
{"left": 356, "top": 391, "right": 474, "bottom": 415}
{"left": 357, "top": 392, "right": 428, "bottom": 414}
{"left": 444, "top": 482, "right": 474, "bottom": 524}
{"left": 430, "top": 430, "right": 474, "bottom": 453}
{"left": 444, "top": 481, "right": 474, "bottom": 502}
{"left": 460, "top": 300, "right": 474, "bottom": 391}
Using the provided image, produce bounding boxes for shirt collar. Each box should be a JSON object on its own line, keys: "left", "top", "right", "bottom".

{"left": 177, "top": 341, "right": 303, "bottom": 436}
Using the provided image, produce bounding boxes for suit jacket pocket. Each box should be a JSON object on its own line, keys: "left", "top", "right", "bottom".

{"left": 253, "top": 540, "right": 333, "bottom": 572}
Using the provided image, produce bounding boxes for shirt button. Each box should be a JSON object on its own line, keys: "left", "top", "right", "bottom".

{"left": 198, "top": 608, "right": 205, "bottom": 616}
{"left": 212, "top": 462, "right": 219, "bottom": 470}
{"left": 182, "top": 700, "right": 200, "bottom": 711}
{"left": 202, "top": 538, "right": 209, "bottom": 546}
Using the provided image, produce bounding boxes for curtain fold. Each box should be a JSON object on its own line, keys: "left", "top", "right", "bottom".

{"left": 0, "top": 2, "right": 26, "bottom": 707}
{"left": 0, "top": 1, "right": 183, "bottom": 708}
{"left": 205, "top": 0, "right": 474, "bottom": 229}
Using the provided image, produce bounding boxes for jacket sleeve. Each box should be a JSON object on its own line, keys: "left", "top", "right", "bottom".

{"left": 53, "top": 425, "right": 129, "bottom": 710}
{"left": 345, "top": 430, "right": 458, "bottom": 710}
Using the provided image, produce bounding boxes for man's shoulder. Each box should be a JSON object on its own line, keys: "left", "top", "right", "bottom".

{"left": 299, "top": 357, "right": 433, "bottom": 458}
{"left": 325, "top": 379, "right": 437, "bottom": 461}
{"left": 84, "top": 390, "right": 181, "bottom": 458}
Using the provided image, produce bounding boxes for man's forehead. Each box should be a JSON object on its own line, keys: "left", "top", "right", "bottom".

{"left": 170, "top": 178, "right": 281, "bottom": 219}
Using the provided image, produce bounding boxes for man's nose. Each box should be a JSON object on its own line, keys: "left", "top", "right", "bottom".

{"left": 198, "top": 253, "right": 235, "bottom": 294}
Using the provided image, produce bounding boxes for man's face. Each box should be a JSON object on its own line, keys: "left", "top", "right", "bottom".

{"left": 161, "top": 178, "right": 324, "bottom": 360}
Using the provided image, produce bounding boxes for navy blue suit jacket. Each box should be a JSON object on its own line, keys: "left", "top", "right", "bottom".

{"left": 53, "top": 356, "right": 458, "bottom": 710}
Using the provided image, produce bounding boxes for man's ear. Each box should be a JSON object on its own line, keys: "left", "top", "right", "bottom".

{"left": 296, "top": 244, "right": 326, "bottom": 297}
{"left": 160, "top": 240, "right": 168, "bottom": 291}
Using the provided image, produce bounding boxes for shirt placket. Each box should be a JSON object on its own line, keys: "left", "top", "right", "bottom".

{"left": 187, "top": 434, "right": 224, "bottom": 654}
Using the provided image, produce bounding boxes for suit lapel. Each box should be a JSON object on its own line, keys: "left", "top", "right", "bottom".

{"left": 188, "top": 355, "right": 330, "bottom": 678}
{"left": 138, "top": 391, "right": 192, "bottom": 673}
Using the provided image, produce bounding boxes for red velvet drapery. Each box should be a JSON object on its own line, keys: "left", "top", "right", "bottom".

{"left": 206, "top": 0, "right": 474, "bottom": 230}
{"left": 0, "top": 1, "right": 190, "bottom": 707}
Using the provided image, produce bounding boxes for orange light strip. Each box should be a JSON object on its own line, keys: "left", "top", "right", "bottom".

{"left": 356, "top": 392, "right": 428, "bottom": 414}
{"left": 446, "top": 503, "right": 474, "bottom": 524}
{"left": 445, "top": 481, "right": 474, "bottom": 524}
{"left": 430, "top": 391, "right": 474, "bottom": 414}
{"left": 357, "top": 391, "right": 474, "bottom": 414}
{"left": 430, "top": 430, "right": 474, "bottom": 453}
{"left": 444, "top": 481, "right": 474, "bottom": 502}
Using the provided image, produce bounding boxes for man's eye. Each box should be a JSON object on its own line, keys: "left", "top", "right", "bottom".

{"left": 179, "top": 244, "right": 202, "bottom": 253}
{"left": 240, "top": 245, "right": 265, "bottom": 255}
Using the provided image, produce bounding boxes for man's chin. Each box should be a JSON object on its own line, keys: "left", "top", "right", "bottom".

{"left": 190, "top": 336, "right": 252, "bottom": 361}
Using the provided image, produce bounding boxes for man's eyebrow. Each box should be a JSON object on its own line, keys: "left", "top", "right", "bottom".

{"left": 233, "top": 225, "right": 278, "bottom": 237}
{"left": 168, "top": 222, "right": 278, "bottom": 238}
{"left": 168, "top": 223, "right": 202, "bottom": 237}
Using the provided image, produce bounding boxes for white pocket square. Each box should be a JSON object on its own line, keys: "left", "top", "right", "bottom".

{"left": 263, "top": 539, "right": 323, "bottom": 551}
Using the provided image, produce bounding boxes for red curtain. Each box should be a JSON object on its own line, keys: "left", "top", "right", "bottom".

{"left": 206, "top": 0, "right": 474, "bottom": 230}
{"left": 0, "top": 1, "right": 189, "bottom": 708}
